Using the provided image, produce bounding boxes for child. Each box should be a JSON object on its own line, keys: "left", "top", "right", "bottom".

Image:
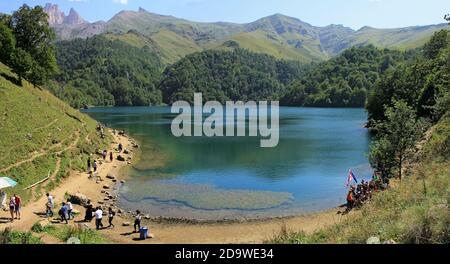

{"left": 108, "top": 207, "right": 115, "bottom": 228}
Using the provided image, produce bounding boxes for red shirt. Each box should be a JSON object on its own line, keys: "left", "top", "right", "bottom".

{"left": 15, "top": 196, "right": 21, "bottom": 206}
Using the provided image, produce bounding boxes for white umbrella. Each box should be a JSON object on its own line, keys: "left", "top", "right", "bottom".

{"left": 0, "top": 177, "right": 18, "bottom": 189}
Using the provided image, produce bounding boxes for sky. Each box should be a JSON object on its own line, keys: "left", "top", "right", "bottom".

{"left": 0, "top": 0, "right": 448, "bottom": 30}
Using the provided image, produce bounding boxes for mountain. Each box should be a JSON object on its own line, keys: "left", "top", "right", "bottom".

{"left": 44, "top": 3, "right": 106, "bottom": 41}
{"left": 44, "top": 3, "right": 86, "bottom": 26}
{"left": 44, "top": 5, "right": 448, "bottom": 63}
{"left": 0, "top": 61, "right": 109, "bottom": 203}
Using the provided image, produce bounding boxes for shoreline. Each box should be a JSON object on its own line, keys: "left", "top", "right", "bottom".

{"left": 1, "top": 129, "right": 347, "bottom": 243}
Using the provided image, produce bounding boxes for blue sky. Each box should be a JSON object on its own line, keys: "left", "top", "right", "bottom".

{"left": 0, "top": 0, "right": 448, "bottom": 30}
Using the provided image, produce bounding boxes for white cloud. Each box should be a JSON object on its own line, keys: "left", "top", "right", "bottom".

{"left": 113, "top": 0, "right": 129, "bottom": 4}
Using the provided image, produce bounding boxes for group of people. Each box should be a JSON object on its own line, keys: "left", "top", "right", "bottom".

{"left": 83, "top": 199, "right": 142, "bottom": 232}
{"left": 7, "top": 194, "right": 21, "bottom": 222}
{"left": 346, "top": 172, "right": 389, "bottom": 211}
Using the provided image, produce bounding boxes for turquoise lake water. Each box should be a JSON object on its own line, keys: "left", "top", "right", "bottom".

{"left": 83, "top": 107, "right": 372, "bottom": 220}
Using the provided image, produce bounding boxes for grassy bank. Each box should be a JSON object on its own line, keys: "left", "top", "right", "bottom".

{"left": 0, "top": 62, "right": 111, "bottom": 203}
{"left": 269, "top": 115, "right": 450, "bottom": 244}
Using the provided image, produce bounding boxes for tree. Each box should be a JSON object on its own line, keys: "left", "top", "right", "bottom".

{"left": 11, "top": 48, "right": 33, "bottom": 84}
{"left": 10, "top": 4, "right": 57, "bottom": 86}
{"left": 423, "top": 30, "right": 449, "bottom": 59}
{"left": 369, "top": 100, "right": 426, "bottom": 180}
{"left": 0, "top": 22, "right": 15, "bottom": 65}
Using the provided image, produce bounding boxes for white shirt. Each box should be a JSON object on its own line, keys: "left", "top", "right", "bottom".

{"left": 48, "top": 195, "right": 54, "bottom": 206}
{"left": 67, "top": 202, "right": 73, "bottom": 210}
{"left": 95, "top": 209, "right": 103, "bottom": 219}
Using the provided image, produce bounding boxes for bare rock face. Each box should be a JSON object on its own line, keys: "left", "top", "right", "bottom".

{"left": 44, "top": 3, "right": 65, "bottom": 26}
{"left": 44, "top": 4, "right": 86, "bottom": 26}
{"left": 64, "top": 8, "right": 86, "bottom": 25}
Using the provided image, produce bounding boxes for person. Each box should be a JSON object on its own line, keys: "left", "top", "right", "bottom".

{"left": 9, "top": 195, "right": 16, "bottom": 222}
{"left": 0, "top": 190, "right": 6, "bottom": 210}
{"left": 109, "top": 152, "right": 113, "bottom": 162}
{"left": 108, "top": 207, "right": 115, "bottom": 228}
{"left": 93, "top": 160, "right": 98, "bottom": 172}
{"left": 134, "top": 210, "right": 142, "bottom": 233}
{"left": 66, "top": 199, "right": 74, "bottom": 220}
{"left": 46, "top": 193, "right": 54, "bottom": 218}
{"left": 94, "top": 207, "right": 103, "bottom": 230}
{"left": 87, "top": 157, "right": 91, "bottom": 172}
{"left": 84, "top": 200, "right": 93, "bottom": 222}
{"left": 59, "top": 202, "right": 68, "bottom": 224}
{"left": 102, "top": 150, "right": 107, "bottom": 160}
{"left": 118, "top": 143, "right": 123, "bottom": 153}
{"left": 14, "top": 194, "right": 21, "bottom": 220}
{"left": 346, "top": 187, "right": 355, "bottom": 210}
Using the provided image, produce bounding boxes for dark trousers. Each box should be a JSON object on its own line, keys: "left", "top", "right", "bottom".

{"left": 60, "top": 213, "right": 68, "bottom": 224}
{"left": 108, "top": 217, "right": 114, "bottom": 227}
{"left": 96, "top": 218, "right": 103, "bottom": 230}
{"left": 68, "top": 209, "right": 74, "bottom": 219}
{"left": 134, "top": 220, "right": 141, "bottom": 231}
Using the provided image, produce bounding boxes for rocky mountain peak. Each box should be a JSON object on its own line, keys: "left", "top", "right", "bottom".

{"left": 44, "top": 3, "right": 86, "bottom": 26}
{"left": 44, "top": 3, "right": 65, "bottom": 26}
{"left": 64, "top": 8, "right": 86, "bottom": 25}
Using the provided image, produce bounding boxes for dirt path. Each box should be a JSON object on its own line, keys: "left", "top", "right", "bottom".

{"left": 0, "top": 131, "right": 346, "bottom": 244}
{"left": 0, "top": 130, "right": 80, "bottom": 174}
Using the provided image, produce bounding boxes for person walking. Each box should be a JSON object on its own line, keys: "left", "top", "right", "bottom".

{"left": 84, "top": 200, "right": 94, "bottom": 222}
{"left": 108, "top": 207, "right": 115, "bottom": 228}
{"left": 109, "top": 152, "right": 113, "bottom": 162}
{"left": 46, "top": 193, "right": 54, "bottom": 218}
{"left": 14, "top": 194, "right": 21, "bottom": 220}
{"left": 87, "top": 157, "right": 91, "bottom": 172}
{"left": 59, "top": 202, "right": 68, "bottom": 224}
{"left": 93, "top": 160, "right": 98, "bottom": 172}
{"left": 134, "top": 210, "right": 142, "bottom": 233}
{"left": 94, "top": 207, "right": 103, "bottom": 230}
{"left": 9, "top": 195, "right": 16, "bottom": 222}
{"left": 66, "top": 199, "right": 74, "bottom": 220}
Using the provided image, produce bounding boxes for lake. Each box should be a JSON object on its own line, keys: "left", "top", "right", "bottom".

{"left": 83, "top": 107, "right": 372, "bottom": 220}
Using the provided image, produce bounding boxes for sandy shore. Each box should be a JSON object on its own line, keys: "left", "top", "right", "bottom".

{"left": 0, "top": 131, "right": 347, "bottom": 244}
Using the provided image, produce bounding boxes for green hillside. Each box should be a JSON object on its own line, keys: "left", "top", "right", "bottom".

{"left": 339, "top": 24, "right": 449, "bottom": 51}
{"left": 51, "top": 35, "right": 163, "bottom": 108}
{"left": 48, "top": 7, "right": 449, "bottom": 64}
{"left": 270, "top": 30, "right": 450, "bottom": 244}
{"left": 160, "top": 48, "right": 305, "bottom": 104}
{"left": 211, "top": 30, "right": 327, "bottom": 63}
{"left": 0, "top": 62, "right": 109, "bottom": 203}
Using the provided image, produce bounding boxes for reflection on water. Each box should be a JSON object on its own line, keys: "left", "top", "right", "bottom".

{"left": 83, "top": 107, "right": 372, "bottom": 220}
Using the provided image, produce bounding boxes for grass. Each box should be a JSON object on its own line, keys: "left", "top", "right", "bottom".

{"left": 31, "top": 221, "right": 107, "bottom": 244}
{"left": 0, "top": 228, "right": 43, "bottom": 244}
{"left": 210, "top": 30, "right": 327, "bottom": 63}
{"left": 269, "top": 116, "right": 450, "bottom": 244}
{"left": 0, "top": 62, "right": 111, "bottom": 203}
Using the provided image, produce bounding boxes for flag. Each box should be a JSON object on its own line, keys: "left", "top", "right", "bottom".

{"left": 346, "top": 169, "right": 358, "bottom": 187}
